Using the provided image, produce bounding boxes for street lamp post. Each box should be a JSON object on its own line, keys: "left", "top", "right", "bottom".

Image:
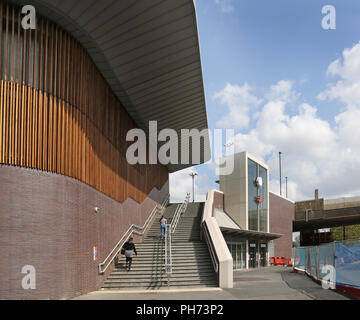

{"left": 285, "top": 176, "right": 288, "bottom": 198}
{"left": 189, "top": 173, "right": 198, "bottom": 203}
{"left": 279, "top": 152, "right": 282, "bottom": 196}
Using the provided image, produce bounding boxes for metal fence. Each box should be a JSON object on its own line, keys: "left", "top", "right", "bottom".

{"left": 293, "top": 238, "right": 360, "bottom": 289}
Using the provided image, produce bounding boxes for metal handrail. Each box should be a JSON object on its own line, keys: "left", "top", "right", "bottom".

{"left": 202, "top": 221, "right": 219, "bottom": 273}
{"left": 170, "top": 193, "right": 190, "bottom": 234}
{"left": 164, "top": 193, "right": 190, "bottom": 287}
{"left": 165, "top": 224, "right": 172, "bottom": 288}
{"left": 98, "top": 194, "right": 169, "bottom": 274}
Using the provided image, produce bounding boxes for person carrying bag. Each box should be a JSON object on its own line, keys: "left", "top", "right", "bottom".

{"left": 121, "top": 237, "right": 137, "bottom": 271}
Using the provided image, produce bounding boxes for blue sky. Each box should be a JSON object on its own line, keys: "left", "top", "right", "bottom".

{"left": 170, "top": 0, "right": 360, "bottom": 203}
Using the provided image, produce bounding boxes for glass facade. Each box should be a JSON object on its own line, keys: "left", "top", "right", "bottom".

{"left": 247, "top": 158, "right": 268, "bottom": 232}
{"left": 248, "top": 240, "right": 269, "bottom": 268}
{"left": 228, "top": 242, "right": 246, "bottom": 269}
{"left": 248, "top": 159, "right": 258, "bottom": 231}
{"left": 259, "top": 165, "right": 268, "bottom": 232}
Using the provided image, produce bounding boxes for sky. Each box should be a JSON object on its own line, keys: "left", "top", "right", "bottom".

{"left": 169, "top": 0, "right": 360, "bottom": 204}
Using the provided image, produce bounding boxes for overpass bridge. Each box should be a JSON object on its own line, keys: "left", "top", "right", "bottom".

{"left": 294, "top": 194, "right": 360, "bottom": 232}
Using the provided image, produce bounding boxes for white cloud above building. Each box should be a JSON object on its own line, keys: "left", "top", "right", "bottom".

{"left": 170, "top": 42, "right": 360, "bottom": 203}
{"left": 214, "top": 0, "right": 234, "bottom": 13}
{"left": 213, "top": 83, "right": 262, "bottom": 129}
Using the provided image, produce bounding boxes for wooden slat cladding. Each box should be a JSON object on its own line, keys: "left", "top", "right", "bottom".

{"left": 0, "top": 3, "right": 168, "bottom": 204}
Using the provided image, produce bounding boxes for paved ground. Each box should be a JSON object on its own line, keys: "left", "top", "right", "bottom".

{"left": 73, "top": 266, "right": 352, "bottom": 300}
{"left": 281, "top": 270, "right": 351, "bottom": 300}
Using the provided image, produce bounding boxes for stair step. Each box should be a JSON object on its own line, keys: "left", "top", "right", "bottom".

{"left": 103, "top": 278, "right": 217, "bottom": 286}
{"left": 117, "top": 253, "right": 211, "bottom": 259}
{"left": 135, "top": 246, "right": 205, "bottom": 249}
{"left": 136, "top": 242, "right": 205, "bottom": 246}
{"left": 114, "top": 263, "right": 214, "bottom": 268}
{"left": 101, "top": 203, "right": 217, "bottom": 291}
{"left": 101, "top": 284, "right": 218, "bottom": 290}
{"left": 115, "top": 259, "right": 212, "bottom": 265}
{"left": 115, "top": 260, "right": 212, "bottom": 265}
{"left": 107, "top": 273, "right": 217, "bottom": 281}
{"left": 113, "top": 265, "right": 214, "bottom": 272}
{"left": 146, "top": 231, "right": 200, "bottom": 236}
{"left": 102, "top": 281, "right": 218, "bottom": 289}
{"left": 104, "top": 280, "right": 218, "bottom": 287}
{"left": 110, "top": 268, "right": 215, "bottom": 275}
{"left": 134, "top": 249, "right": 210, "bottom": 254}
{"left": 144, "top": 234, "right": 201, "bottom": 237}
{"left": 126, "top": 254, "right": 210, "bottom": 258}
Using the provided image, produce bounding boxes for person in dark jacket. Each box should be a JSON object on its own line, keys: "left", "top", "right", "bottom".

{"left": 122, "top": 237, "right": 137, "bottom": 271}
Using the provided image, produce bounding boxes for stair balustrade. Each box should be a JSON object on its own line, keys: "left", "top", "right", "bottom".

{"left": 98, "top": 194, "right": 169, "bottom": 274}
{"left": 164, "top": 193, "right": 190, "bottom": 287}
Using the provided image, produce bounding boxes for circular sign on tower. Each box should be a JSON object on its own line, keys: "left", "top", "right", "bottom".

{"left": 255, "top": 177, "right": 263, "bottom": 187}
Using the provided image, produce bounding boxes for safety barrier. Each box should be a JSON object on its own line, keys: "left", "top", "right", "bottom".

{"left": 269, "top": 256, "right": 292, "bottom": 266}
{"left": 293, "top": 239, "right": 360, "bottom": 298}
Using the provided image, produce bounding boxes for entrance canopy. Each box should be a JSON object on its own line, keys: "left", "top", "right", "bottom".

{"left": 214, "top": 208, "right": 282, "bottom": 240}
{"left": 221, "top": 228, "right": 283, "bottom": 241}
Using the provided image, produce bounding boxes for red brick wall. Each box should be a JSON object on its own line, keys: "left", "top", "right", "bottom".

{"left": 269, "top": 192, "right": 295, "bottom": 258}
{"left": 213, "top": 191, "right": 224, "bottom": 212}
{"left": 0, "top": 165, "right": 168, "bottom": 300}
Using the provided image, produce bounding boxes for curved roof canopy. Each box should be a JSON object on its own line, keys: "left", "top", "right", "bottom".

{"left": 7, "top": 0, "right": 210, "bottom": 172}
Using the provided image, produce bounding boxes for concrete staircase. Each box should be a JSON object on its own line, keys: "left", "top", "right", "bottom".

{"left": 101, "top": 202, "right": 218, "bottom": 290}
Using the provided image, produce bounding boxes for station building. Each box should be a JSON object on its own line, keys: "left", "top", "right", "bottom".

{"left": 215, "top": 152, "right": 294, "bottom": 269}
{"left": 0, "top": 0, "right": 210, "bottom": 299}
{"left": 0, "top": 0, "right": 296, "bottom": 298}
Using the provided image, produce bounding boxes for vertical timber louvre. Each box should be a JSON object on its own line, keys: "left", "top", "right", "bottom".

{"left": 0, "top": 3, "right": 168, "bottom": 203}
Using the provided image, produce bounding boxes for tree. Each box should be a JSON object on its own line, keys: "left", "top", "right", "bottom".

{"left": 331, "top": 224, "right": 360, "bottom": 241}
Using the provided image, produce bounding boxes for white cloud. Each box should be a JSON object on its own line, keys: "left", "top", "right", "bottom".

{"left": 169, "top": 167, "right": 208, "bottom": 203}
{"left": 335, "top": 107, "right": 360, "bottom": 153}
{"left": 213, "top": 83, "right": 262, "bottom": 129}
{"left": 220, "top": 40, "right": 360, "bottom": 201}
{"left": 269, "top": 179, "right": 306, "bottom": 202}
{"left": 170, "top": 42, "right": 360, "bottom": 203}
{"left": 266, "top": 80, "right": 300, "bottom": 104}
{"left": 215, "top": 0, "right": 234, "bottom": 13}
{"left": 231, "top": 96, "right": 335, "bottom": 201}
{"left": 318, "top": 41, "right": 360, "bottom": 107}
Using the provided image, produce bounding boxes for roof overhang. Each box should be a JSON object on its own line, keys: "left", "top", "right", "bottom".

{"left": 221, "top": 227, "right": 283, "bottom": 240}
{"left": 214, "top": 208, "right": 283, "bottom": 240}
{"left": 6, "top": 0, "right": 210, "bottom": 172}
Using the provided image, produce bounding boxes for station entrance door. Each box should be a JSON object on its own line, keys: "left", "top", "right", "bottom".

{"left": 248, "top": 242, "right": 257, "bottom": 268}
{"left": 259, "top": 242, "right": 268, "bottom": 267}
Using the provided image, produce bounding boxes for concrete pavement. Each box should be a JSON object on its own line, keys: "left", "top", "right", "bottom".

{"left": 73, "top": 267, "right": 351, "bottom": 300}
{"left": 281, "top": 270, "right": 351, "bottom": 300}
